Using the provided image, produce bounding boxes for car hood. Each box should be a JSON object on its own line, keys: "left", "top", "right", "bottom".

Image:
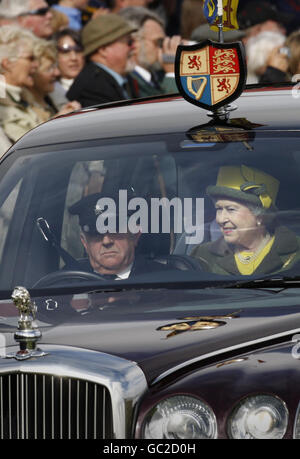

{"left": 2, "top": 286, "right": 300, "bottom": 383}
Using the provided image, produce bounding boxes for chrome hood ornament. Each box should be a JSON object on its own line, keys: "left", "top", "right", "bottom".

{"left": 5, "top": 286, "right": 47, "bottom": 360}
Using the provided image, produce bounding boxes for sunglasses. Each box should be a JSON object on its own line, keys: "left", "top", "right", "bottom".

{"left": 57, "top": 44, "right": 83, "bottom": 54}
{"left": 18, "top": 6, "right": 50, "bottom": 17}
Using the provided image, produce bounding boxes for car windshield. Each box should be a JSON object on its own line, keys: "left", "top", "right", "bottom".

{"left": 0, "top": 130, "right": 300, "bottom": 293}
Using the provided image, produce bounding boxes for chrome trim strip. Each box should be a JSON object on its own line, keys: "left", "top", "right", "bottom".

{"left": 34, "top": 374, "right": 37, "bottom": 439}
{"left": 16, "top": 374, "right": 19, "bottom": 438}
{"left": 43, "top": 375, "right": 46, "bottom": 439}
{"left": 8, "top": 374, "right": 11, "bottom": 438}
{"left": 85, "top": 381, "right": 88, "bottom": 439}
{"left": 51, "top": 375, "right": 55, "bottom": 439}
{"left": 293, "top": 401, "right": 300, "bottom": 439}
{"left": 68, "top": 378, "right": 71, "bottom": 439}
{"left": 76, "top": 380, "right": 80, "bottom": 439}
{"left": 60, "top": 378, "right": 63, "bottom": 439}
{"left": 0, "top": 376, "right": 3, "bottom": 438}
{"left": 103, "top": 387, "right": 106, "bottom": 438}
{"left": 152, "top": 327, "right": 300, "bottom": 385}
{"left": 0, "top": 344, "right": 148, "bottom": 439}
{"left": 20, "top": 373, "right": 24, "bottom": 439}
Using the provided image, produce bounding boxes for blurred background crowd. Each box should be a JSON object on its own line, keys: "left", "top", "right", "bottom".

{"left": 0, "top": 0, "right": 300, "bottom": 154}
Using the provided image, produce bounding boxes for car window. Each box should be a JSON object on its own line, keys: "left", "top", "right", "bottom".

{"left": 0, "top": 133, "right": 300, "bottom": 291}
{"left": 0, "top": 179, "right": 22, "bottom": 259}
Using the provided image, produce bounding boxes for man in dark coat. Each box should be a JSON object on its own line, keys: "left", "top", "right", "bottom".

{"left": 67, "top": 13, "right": 138, "bottom": 107}
{"left": 69, "top": 192, "right": 168, "bottom": 279}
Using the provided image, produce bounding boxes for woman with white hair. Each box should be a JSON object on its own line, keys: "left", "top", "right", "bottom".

{"left": 23, "top": 38, "right": 80, "bottom": 121}
{"left": 0, "top": 24, "right": 42, "bottom": 151}
{"left": 245, "top": 31, "right": 287, "bottom": 84}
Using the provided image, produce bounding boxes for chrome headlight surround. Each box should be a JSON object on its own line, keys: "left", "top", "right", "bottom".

{"left": 227, "top": 394, "right": 289, "bottom": 439}
{"left": 142, "top": 395, "right": 217, "bottom": 439}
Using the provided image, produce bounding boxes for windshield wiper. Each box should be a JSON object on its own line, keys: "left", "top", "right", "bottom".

{"left": 224, "top": 276, "right": 300, "bottom": 290}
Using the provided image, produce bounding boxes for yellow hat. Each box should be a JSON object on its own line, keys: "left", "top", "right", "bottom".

{"left": 207, "top": 165, "right": 279, "bottom": 209}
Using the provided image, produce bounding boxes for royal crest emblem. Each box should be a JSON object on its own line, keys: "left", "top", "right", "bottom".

{"left": 175, "top": 40, "right": 246, "bottom": 111}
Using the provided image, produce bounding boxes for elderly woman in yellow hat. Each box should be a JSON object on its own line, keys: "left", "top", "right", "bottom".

{"left": 191, "top": 165, "right": 300, "bottom": 276}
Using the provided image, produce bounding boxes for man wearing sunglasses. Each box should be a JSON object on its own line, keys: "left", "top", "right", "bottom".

{"left": 67, "top": 13, "right": 139, "bottom": 107}
{"left": 0, "top": 0, "right": 54, "bottom": 39}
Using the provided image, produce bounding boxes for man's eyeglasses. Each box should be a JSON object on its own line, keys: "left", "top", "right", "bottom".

{"left": 57, "top": 44, "right": 84, "bottom": 54}
{"left": 18, "top": 6, "right": 50, "bottom": 17}
{"left": 154, "top": 38, "right": 164, "bottom": 48}
{"left": 117, "top": 36, "right": 135, "bottom": 47}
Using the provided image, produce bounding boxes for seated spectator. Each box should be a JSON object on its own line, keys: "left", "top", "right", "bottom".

{"left": 52, "top": 0, "right": 90, "bottom": 31}
{"left": 286, "top": 30, "right": 300, "bottom": 78}
{"left": 245, "top": 31, "right": 287, "bottom": 84}
{"left": 55, "top": 28, "right": 85, "bottom": 93}
{"left": 67, "top": 13, "right": 139, "bottom": 107}
{"left": 0, "top": 0, "right": 54, "bottom": 39}
{"left": 119, "top": 7, "right": 180, "bottom": 97}
{"left": 258, "top": 29, "right": 300, "bottom": 84}
{"left": 23, "top": 38, "right": 81, "bottom": 120}
{"left": 0, "top": 25, "right": 41, "bottom": 145}
{"left": 49, "top": 28, "right": 85, "bottom": 109}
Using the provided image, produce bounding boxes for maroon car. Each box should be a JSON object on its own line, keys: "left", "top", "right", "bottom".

{"left": 0, "top": 80, "right": 300, "bottom": 441}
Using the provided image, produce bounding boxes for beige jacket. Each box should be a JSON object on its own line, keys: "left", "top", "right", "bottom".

{"left": 0, "top": 83, "right": 42, "bottom": 144}
{"left": 0, "top": 126, "right": 11, "bottom": 157}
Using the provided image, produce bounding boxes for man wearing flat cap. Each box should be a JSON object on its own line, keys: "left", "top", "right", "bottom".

{"left": 67, "top": 13, "right": 139, "bottom": 107}
{"left": 69, "top": 192, "right": 168, "bottom": 279}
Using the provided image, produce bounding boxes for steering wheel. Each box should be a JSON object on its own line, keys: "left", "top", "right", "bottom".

{"left": 32, "top": 270, "right": 106, "bottom": 288}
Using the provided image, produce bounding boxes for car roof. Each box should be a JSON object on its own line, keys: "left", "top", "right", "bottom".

{"left": 9, "top": 86, "right": 300, "bottom": 151}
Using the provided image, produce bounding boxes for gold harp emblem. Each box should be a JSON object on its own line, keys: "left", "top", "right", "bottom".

{"left": 187, "top": 76, "right": 207, "bottom": 100}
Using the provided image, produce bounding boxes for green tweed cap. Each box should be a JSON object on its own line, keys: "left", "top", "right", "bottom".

{"left": 82, "top": 13, "right": 137, "bottom": 57}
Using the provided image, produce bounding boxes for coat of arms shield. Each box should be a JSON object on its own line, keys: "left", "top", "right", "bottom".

{"left": 175, "top": 40, "right": 246, "bottom": 111}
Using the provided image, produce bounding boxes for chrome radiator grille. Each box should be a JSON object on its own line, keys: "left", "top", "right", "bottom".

{"left": 0, "top": 372, "right": 113, "bottom": 439}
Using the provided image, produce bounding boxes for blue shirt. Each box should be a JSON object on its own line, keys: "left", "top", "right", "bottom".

{"left": 52, "top": 5, "right": 82, "bottom": 31}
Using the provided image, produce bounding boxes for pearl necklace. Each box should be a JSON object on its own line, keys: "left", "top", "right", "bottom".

{"left": 235, "top": 234, "right": 272, "bottom": 265}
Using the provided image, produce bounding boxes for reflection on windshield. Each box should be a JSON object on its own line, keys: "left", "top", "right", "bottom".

{"left": 0, "top": 135, "right": 300, "bottom": 291}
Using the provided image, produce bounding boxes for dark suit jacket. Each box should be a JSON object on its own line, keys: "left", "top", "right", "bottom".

{"left": 67, "top": 62, "right": 138, "bottom": 108}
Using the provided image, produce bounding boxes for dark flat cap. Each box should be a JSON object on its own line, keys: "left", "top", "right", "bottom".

{"left": 69, "top": 192, "right": 136, "bottom": 234}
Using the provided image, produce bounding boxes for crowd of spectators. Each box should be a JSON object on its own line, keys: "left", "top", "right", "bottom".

{"left": 0, "top": 0, "right": 299, "bottom": 155}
